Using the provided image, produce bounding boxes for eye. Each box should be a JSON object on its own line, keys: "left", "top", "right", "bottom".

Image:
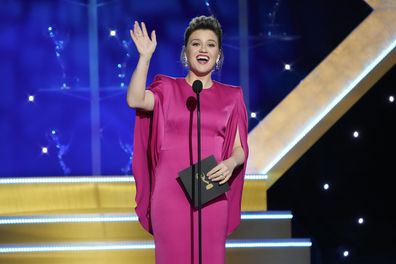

{"left": 208, "top": 43, "right": 216, "bottom": 47}
{"left": 192, "top": 42, "right": 200, "bottom": 47}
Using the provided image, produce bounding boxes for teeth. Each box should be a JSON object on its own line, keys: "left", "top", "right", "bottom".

{"left": 197, "top": 55, "right": 209, "bottom": 61}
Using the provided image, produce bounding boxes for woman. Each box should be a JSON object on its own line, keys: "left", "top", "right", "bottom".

{"left": 128, "top": 15, "right": 249, "bottom": 264}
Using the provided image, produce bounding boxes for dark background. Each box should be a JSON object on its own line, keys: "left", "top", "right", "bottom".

{"left": 0, "top": 0, "right": 394, "bottom": 263}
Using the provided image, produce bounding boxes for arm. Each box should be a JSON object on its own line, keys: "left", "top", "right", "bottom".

{"left": 126, "top": 21, "right": 157, "bottom": 111}
{"left": 207, "top": 127, "right": 246, "bottom": 184}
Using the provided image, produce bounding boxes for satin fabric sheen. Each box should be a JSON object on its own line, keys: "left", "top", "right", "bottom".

{"left": 132, "top": 74, "right": 249, "bottom": 264}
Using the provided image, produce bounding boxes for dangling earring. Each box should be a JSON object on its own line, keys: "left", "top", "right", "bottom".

{"left": 215, "top": 56, "right": 220, "bottom": 70}
{"left": 183, "top": 54, "right": 188, "bottom": 68}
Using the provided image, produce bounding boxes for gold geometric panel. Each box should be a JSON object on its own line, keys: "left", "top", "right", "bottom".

{"left": 247, "top": 0, "right": 396, "bottom": 189}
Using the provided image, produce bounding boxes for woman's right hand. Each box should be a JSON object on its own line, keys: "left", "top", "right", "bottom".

{"left": 130, "top": 21, "right": 157, "bottom": 59}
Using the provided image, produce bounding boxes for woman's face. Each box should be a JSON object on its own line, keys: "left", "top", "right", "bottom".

{"left": 185, "top": 29, "right": 220, "bottom": 76}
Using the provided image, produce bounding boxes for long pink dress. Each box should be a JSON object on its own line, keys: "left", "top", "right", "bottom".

{"left": 132, "top": 74, "right": 249, "bottom": 264}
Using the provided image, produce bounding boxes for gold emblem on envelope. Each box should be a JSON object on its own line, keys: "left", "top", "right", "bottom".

{"left": 195, "top": 172, "right": 214, "bottom": 190}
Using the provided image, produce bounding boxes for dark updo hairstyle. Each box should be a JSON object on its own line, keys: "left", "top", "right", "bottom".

{"left": 181, "top": 15, "right": 224, "bottom": 70}
{"left": 184, "top": 15, "right": 222, "bottom": 49}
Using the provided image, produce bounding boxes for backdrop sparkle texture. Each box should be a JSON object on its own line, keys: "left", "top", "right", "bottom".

{"left": 0, "top": 0, "right": 394, "bottom": 263}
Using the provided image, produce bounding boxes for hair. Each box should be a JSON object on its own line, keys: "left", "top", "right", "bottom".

{"left": 184, "top": 15, "right": 222, "bottom": 49}
{"left": 180, "top": 15, "right": 224, "bottom": 70}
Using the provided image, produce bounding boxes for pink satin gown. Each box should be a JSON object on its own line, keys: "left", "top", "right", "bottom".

{"left": 132, "top": 74, "right": 249, "bottom": 264}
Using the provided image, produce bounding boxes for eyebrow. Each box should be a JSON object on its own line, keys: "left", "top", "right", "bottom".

{"left": 189, "top": 38, "right": 217, "bottom": 43}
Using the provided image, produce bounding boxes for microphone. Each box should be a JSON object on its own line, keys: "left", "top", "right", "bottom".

{"left": 192, "top": 80, "right": 203, "bottom": 94}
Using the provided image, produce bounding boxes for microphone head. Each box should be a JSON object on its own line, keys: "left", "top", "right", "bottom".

{"left": 192, "top": 80, "right": 203, "bottom": 94}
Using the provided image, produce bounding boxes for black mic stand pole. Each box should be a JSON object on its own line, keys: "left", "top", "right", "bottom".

{"left": 192, "top": 79, "right": 203, "bottom": 264}
{"left": 196, "top": 90, "right": 202, "bottom": 264}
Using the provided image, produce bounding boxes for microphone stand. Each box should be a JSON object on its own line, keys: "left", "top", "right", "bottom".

{"left": 196, "top": 89, "right": 202, "bottom": 264}
{"left": 191, "top": 79, "right": 203, "bottom": 264}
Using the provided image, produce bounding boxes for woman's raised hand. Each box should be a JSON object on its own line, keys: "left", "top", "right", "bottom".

{"left": 130, "top": 21, "right": 157, "bottom": 59}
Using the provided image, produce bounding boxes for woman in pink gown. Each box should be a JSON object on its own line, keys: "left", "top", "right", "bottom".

{"left": 127, "top": 16, "right": 249, "bottom": 264}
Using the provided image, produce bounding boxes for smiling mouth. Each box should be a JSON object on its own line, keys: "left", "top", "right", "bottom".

{"left": 196, "top": 55, "right": 210, "bottom": 64}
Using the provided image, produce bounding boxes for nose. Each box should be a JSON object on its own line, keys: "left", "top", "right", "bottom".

{"left": 199, "top": 45, "right": 207, "bottom": 52}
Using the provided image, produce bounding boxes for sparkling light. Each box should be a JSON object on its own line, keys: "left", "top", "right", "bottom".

{"left": 353, "top": 131, "right": 359, "bottom": 138}
{"left": 343, "top": 250, "right": 349, "bottom": 257}
{"left": 323, "top": 183, "right": 329, "bottom": 190}
{"left": 28, "top": 95, "right": 35, "bottom": 102}
{"left": 358, "top": 217, "right": 364, "bottom": 224}
{"left": 47, "top": 129, "right": 70, "bottom": 175}
{"left": 389, "top": 95, "right": 394, "bottom": 103}
{"left": 41, "top": 147, "right": 48, "bottom": 154}
{"left": 250, "top": 112, "right": 257, "bottom": 118}
{"left": 110, "top": 30, "right": 117, "bottom": 37}
{"left": 284, "top": 64, "right": 291, "bottom": 70}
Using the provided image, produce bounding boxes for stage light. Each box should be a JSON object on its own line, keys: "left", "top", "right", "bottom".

{"left": 28, "top": 95, "right": 35, "bottom": 102}
{"left": 0, "top": 175, "right": 265, "bottom": 185}
{"left": 48, "top": 26, "right": 53, "bottom": 32}
{"left": 41, "top": 147, "right": 48, "bottom": 154}
{"left": 110, "top": 30, "right": 117, "bottom": 37}
{"left": 0, "top": 239, "right": 311, "bottom": 253}
{"left": 250, "top": 112, "right": 257, "bottom": 118}
{"left": 117, "top": 63, "right": 122, "bottom": 68}
{"left": 358, "top": 217, "right": 364, "bottom": 224}
{"left": 0, "top": 212, "right": 292, "bottom": 224}
{"left": 389, "top": 95, "right": 394, "bottom": 103}
{"left": 61, "top": 83, "right": 70, "bottom": 90}
{"left": 323, "top": 183, "right": 329, "bottom": 190}
{"left": 245, "top": 174, "right": 268, "bottom": 180}
{"left": 343, "top": 250, "right": 349, "bottom": 257}
{"left": 284, "top": 64, "right": 291, "bottom": 70}
{"left": 353, "top": 131, "right": 359, "bottom": 138}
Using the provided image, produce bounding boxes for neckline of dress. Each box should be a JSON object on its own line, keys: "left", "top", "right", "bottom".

{"left": 182, "top": 78, "right": 217, "bottom": 91}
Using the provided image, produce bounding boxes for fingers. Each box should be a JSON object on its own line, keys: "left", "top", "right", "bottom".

{"left": 130, "top": 29, "right": 136, "bottom": 42}
{"left": 211, "top": 173, "right": 227, "bottom": 182}
{"left": 219, "top": 176, "right": 230, "bottom": 185}
{"left": 207, "top": 165, "right": 226, "bottom": 181}
{"left": 207, "top": 165, "right": 221, "bottom": 178}
{"left": 131, "top": 21, "right": 156, "bottom": 44}
{"left": 141, "top": 22, "right": 148, "bottom": 37}
{"left": 151, "top": 30, "right": 157, "bottom": 45}
{"left": 134, "top": 21, "right": 143, "bottom": 36}
{"left": 207, "top": 161, "right": 234, "bottom": 184}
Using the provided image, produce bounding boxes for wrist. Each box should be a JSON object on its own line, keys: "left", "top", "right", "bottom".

{"left": 227, "top": 157, "right": 238, "bottom": 169}
{"left": 139, "top": 54, "right": 152, "bottom": 61}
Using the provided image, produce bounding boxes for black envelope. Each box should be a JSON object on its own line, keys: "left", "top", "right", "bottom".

{"left": 178, "top": 155, "right": 230, "bottom": 208}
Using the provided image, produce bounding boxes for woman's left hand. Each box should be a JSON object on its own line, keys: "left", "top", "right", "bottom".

{"left": 207, "top": 158, "right": 237, "bottom": 185}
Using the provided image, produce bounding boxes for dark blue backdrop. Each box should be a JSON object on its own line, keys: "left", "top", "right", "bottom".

{"left": 2, "top": 1, "right": 396, "bottom": 264}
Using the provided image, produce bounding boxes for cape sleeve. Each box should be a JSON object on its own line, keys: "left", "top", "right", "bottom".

{"left": 132, "top": 74, "right": 166, "bottom": 234}
{"left": 222, "top": 87, "right": 249, "bottom": 236}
